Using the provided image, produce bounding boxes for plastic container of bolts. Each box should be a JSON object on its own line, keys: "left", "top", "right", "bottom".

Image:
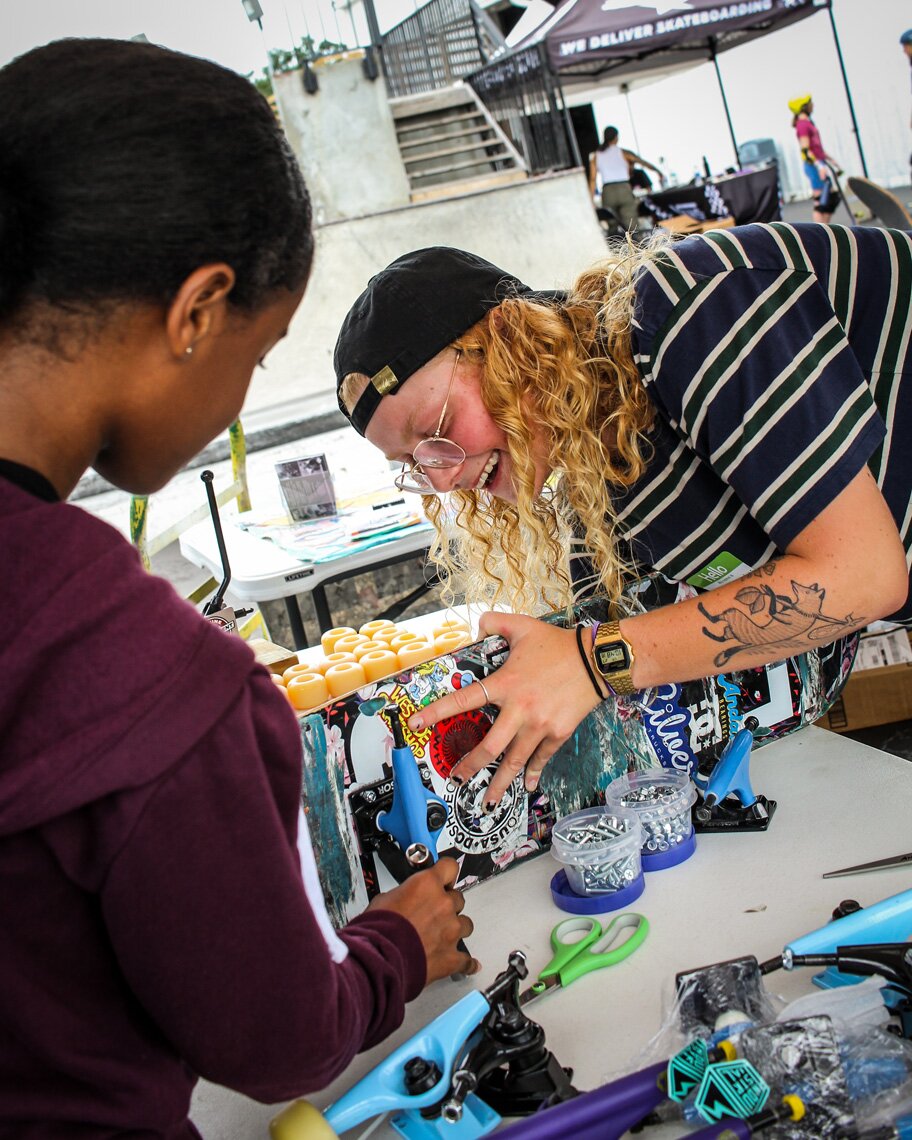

{"left": 550, "top": 806, "right": 643, "bottom": 899}
{"left": 604, "top": 768, "right": 697, "bottom": 872}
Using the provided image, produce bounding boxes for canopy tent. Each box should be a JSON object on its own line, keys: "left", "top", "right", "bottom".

{"left": 507, "top": 0, "right": 866, "bottom": 172}
{"left": 513, "top": 0, "right": 828, "bottom": 85}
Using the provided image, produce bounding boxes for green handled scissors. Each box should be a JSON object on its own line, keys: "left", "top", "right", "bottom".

{"left": 519, "top": 912, "right": 649, "bottom": 1005}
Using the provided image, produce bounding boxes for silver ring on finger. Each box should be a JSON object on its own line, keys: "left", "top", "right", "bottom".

{"left": 476, "top": 678, "right": 494, "bottom": 706}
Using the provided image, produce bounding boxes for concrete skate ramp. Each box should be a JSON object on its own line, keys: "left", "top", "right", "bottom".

{"left": 242, "top": 170, "right": 607, "bottom": 422}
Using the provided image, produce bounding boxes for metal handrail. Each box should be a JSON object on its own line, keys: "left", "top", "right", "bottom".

{"left": 467, "top": 43, "right": 580, "bottom": 175}
{"left": 380, "top": 0, "right": 505, "bottom": 98}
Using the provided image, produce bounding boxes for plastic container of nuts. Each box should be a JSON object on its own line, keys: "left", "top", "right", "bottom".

{"left": 604, "top": 768, "right": 697, "bottom": 872}
{"left": 549, "top": 806, "right": 645, "bottom": 913}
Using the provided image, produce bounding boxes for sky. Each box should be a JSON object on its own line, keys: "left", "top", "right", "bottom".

{"left": 2, "top": 0, "right": 910, "bottom": 191}
{"left": 0, "top": 0, "right": 416, "bottom": 79}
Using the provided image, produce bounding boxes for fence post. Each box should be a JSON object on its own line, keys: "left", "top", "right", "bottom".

{"left": 469, "top": 1, "right": 487, "bottom": 65}
{"left": 130, "top": 495, "right": 151, "bottom": 571}
{"left": 228, "top": 419, "right": 251, "bottom": 514}
{"left": 548, "top": 51, "right": 582, "bottom": 169}
{"left": 417, "top": 7, "right": 436, "bottom": 92}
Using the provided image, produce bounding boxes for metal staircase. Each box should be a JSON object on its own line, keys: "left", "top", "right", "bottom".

{"left": 391, "top": 83, "right": 527, "bottom": 203}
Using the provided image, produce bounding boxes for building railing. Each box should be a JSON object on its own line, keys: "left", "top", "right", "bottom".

{"left": 466, "top": 44, "right": 581, "bottom": 175}
{"left": 381, "top": 0, "right": 504, "bottom": 98}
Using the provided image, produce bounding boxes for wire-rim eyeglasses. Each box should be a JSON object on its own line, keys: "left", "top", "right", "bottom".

{"left": 394, "top": 350, "right": 466, "bottom": 494}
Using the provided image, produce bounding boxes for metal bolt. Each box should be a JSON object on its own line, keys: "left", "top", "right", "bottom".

{"left": 426, "top": 803, "right": 448, "bottom": 831}
{"left": 403, "top": 1055, "right": 442, "bottom": 1095}
{"left": 406, "top": 843, "right": 432, "bottom": 868}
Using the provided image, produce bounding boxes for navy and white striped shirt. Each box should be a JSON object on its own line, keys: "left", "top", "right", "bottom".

{"left": 609, "top": 222, "right": 911, "bottom": 622}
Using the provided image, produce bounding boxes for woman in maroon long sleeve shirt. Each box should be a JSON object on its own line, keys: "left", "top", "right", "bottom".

{"left": 0, "top": 37, "right": 474, "bottom": 1140}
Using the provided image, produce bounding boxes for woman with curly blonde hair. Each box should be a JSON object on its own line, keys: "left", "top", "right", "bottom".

{"left": 335, "top": 228, "right": 911, "bottom": 807}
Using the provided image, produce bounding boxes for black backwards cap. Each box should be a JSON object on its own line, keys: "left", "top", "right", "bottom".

{"left": 334, "top": 246, "right": 534, "bottom": 436}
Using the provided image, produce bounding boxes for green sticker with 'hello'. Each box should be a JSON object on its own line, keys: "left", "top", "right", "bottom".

{"left": 687, "top": 551, "right": 748, "bottom": 590}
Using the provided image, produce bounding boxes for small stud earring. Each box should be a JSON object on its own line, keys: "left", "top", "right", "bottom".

{"left": 185, "top": 345, "right": 194, "bottom": 357}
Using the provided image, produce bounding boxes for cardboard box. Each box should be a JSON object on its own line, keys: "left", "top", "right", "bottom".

{"left": 248, "top": 637, "right": 299, "bottom": 675}
{"left": 657, "top": 214, "right": 735, "bottom": 234}
{"left": 816, "top": 630, "right": 912, "bottom": 733}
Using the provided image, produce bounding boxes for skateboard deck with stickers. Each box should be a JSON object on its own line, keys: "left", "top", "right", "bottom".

{"left": 298, "top": 577, "right": 857, "bottom": 927}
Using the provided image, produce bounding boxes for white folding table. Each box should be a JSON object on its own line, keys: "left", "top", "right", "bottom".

{"left": 190, "top": 726, "right": 912, "bottom": 1139}
{"left": 179, "top": 515, "right": 434, "bottom": 648}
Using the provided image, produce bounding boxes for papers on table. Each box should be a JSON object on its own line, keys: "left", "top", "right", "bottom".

{"left": 235, "top": 497, "right": 432, "bottom": 564}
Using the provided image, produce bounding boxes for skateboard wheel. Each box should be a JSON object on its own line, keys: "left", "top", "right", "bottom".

{"left": 270, "top": 1099, "right": 339, "bottom": 1140}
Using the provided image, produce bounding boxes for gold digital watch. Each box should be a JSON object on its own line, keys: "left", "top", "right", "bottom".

{"left": 592, "top": 620, "right": 637, "bottom": 696}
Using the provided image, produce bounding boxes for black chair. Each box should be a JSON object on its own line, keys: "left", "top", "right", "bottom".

{"left": 595, "top": 204, "right": 654, "bottom": 244}
{"left": 596, "top": 204, "right": 626, "bottom": 238}
{"left": 846, "top": 176, "right": 912, "bottom": 230}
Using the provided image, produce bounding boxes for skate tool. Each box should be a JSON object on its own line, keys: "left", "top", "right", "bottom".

{"left": 198, "top": 469, "right": 253, "bottom": 630}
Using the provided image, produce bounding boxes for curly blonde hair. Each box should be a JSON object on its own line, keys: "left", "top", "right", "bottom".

{"left": 341, "top": 238, "right": 668, "bottom": 614}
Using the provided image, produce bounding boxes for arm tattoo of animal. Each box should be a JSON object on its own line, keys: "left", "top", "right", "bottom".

{"left": 698, "top": 575, "right": 861, "bottom": 668}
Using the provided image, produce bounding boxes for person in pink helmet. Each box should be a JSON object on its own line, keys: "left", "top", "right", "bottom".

{"left": 789, "top": 94, "right": 843, "bottom": 222}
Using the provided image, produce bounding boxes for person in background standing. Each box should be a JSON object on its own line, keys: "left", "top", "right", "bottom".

{"left": 789, "top": 95, "right": 843, "bottom": 222}
{"left": 901, "top": 29, "right": 912, "bottom": 181}
{"left": 588, "top": 126, "right": 664, "bottom": 233}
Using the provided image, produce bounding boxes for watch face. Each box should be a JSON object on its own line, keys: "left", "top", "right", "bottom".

{"left": 595, "top": 641, "right": 631, "bottom": 674}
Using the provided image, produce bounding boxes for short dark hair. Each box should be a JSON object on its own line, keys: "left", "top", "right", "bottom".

{"left": 600, "top": 126, "right": 619, "bottom": 149}
{"left": 0, "top": 38, "right": 313, "bottom": 329}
